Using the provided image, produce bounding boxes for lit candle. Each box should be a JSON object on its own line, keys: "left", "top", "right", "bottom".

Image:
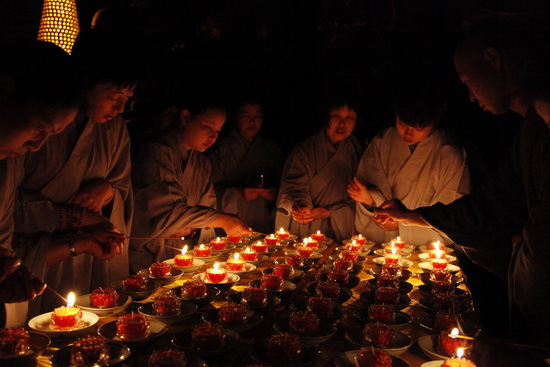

{"left": 210, "top": 237, "right": 227, "bottom": 250}
{"left": 264, "top": 233, "right": 279, "bottom": 246}
{"left": 205, "top": 262, "right": 227, "bottom": 283}
{"left": 340, "top": 250, "right": 358, "bottom": 262}
{"left": 51, "top": 292, "right": 82, "bottom": 329}
{"left": 297, "top": 245, "right": 314, "bottom": 258}
{"left": 351, "top": 234, "right": 366, "bottom": 245}
{"left": 251, "top": 240, "right": 268, "bottom": 253}
{"left": 194, "top": 244, "right": 212, "bottom": 257}
{"left": 345, "top": 239, "right": 361, "bottom": 252}
{"left": 439, "top": 328, "right": 473, "bottom": 358}
{"left": 311, "top": 230, "right": 325, "bottom": 242}
{"left": 303, "top": 237, "right": 319, "bottom": 248}
{"left": 391, "top": 236, "right": 405, "bottom": 249}
{"left": 226, "top": 234, "right": 242, "bottom": 243}
{"left": 174, "top": 245, "right": 194, "bottom": 266}
{"left": 429, "top": 240, "right": 447, "bottom": 251}
{"left": 277, "top": 227, "right": 290, "bottom": 240}
{"left": 384, "top": 247, "right": 401, "bottom": 265}
{"left": 442, "top": 347, "right": 477, "bottom": 367}
{"left": 432, "top": 251, "right": 448, "bottom": 270}
{"left": 240, "top": 246, "right": 257, "bottom": 261}
{"left": 226, "top": 253, "right": 245, "bottom": 271}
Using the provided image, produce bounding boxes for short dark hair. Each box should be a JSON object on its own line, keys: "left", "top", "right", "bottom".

{"left": 394, "top": 87, "right": 446, "bottom": 128}
{"left": 0, "top": 40, "right": 83, "bottom": 110}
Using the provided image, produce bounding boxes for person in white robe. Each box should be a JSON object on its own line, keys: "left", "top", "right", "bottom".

{"left": 209, "top": 101, "right": 283, "bottom": 234}
{"left": 348, "top": 93, "right": 470, "bottom": 245}
{"left": 275, "top": 101, "right": 363, "bottom": 242}
{"left": 130, "top": 101, "right": 250, "bottom": 273}
{"left": 13, "top": 30, "right": 137, "bottom": 314}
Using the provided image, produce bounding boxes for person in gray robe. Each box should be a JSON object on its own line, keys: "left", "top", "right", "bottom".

{"left": 130, "top": 100, "right": 250, "bottom": 273}
{"left": 209, "top": 101, "right": 283, "bottom": 234}
{"left": 275, "top": 100, "right": 363, "bottom": 242}
{"left": 349, "top": 91, "right": 470, "bottom": 245}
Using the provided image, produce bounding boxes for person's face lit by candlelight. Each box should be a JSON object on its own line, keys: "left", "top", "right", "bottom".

{"left": 179, "top": 107, "right": 226, "bottom": 152}
{"left": 85, "top": 83, "right": 135, "bottom": 123}
{"left": 326, "top": 104, "right": 356, "bottom": 144}
{"left": 236, "top": 103, "right": 263, "bottom": 142}
{"left": 395, "top": 116, "right": 434, "bottom": 146}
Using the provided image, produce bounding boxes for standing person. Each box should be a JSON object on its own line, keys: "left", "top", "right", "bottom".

{"left": 14, "top": 29, "right": 137, "bottom": 314}
{"left": 348, "top": 89, "right": 469, "bottom": 245}
{"left": 208, "top": 100, "right": 283, "bottom": 234}
{"left": 0, "top": 40, "right": 123, "bottom": 326}
{"left": 275, "top": 98, "right": 362, "bottom": 242}
{"left": 375, "top": 20, "right": 550, "bottom": 345}
{"left": 130, "top": 98, "right": 250, "bottom": 273}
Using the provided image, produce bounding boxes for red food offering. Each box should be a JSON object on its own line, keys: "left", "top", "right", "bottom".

{"left": 122, "top": 274, "right": 148, "bottom": 291}
{"left": 268, "top": 333, "right": 301, "bottom": 361}
{"left": 194, "top": 245, "right": 212, "bottom": 257}
{"left": 276, "top": 228, "right": 290, "bottom": 240}
{"left": 174, "top": 253, "right": 194, "bottom": 267}
{"left": 264, "top": 235, "right": 279, "bottom": 245}
{"left": 274, "top": 264, "right": 295, "bottom": 278}
{"left": 355, "top": 347, "right": 392, "bottom": 367}
{"left": 149, "top": 262, "right": 172, "bottom": 278}
{"left": 289, "top": 311, "right": 319, "bottom": 335}
{"left": 218, "top": 303, "right": 248, "bottom": 325}
{"left": 210, "top": 238, "right": 227, "bottom": 250}
{"left": 327, "top": 268, "right": 349, "bottom": 284}
{"left": 284, "top": 254, "right": 303, "bottom": 267}
{"left": 307, "top": 297, "right": 333, "bottom": 316}
{"left": 297, "top": 246, "right": 314, "bottom": 258}
{"left": 240, "top": 247, "right": 257, "bottom": 261}
{"left": 0, "top": 328, "right": 30, "bottom": 356}
{"left": 311, "top": 231, "right": 325, "bottom": 242}
{"left": 303, "top": 238, "right": 319, "bottom": 248}
{"left": 340, "top": 250, "right": 358, "bottom": 262}
{"left": 434, "top": 311, "right": 462, "bottom": 331}
{"left": 430, "top": 269, "right": 452, "bottom": 283}
{"left": 380, "top": 264, "right": 402, "bottom": 278}
{"left": 148, "top": 348, "right": 187, "bottom": 367}
{"left": 116, "top": 313, "right": 150, "bottom": 340}
{"left": 433, "top": 292, "right": 458, "bottom": 311}
{"left": 226, "top": 235, "right": 241, "bottom": 243}
{"left": 51, "top": 306, "right": 82, "bottom": 329}
{"left": 376, "top": 274, "right": 399, "bottom": 289}
{"left": 351, "top": 235, "right": 367, "bottom": 245}
{"left": 192, "top": 324, "right": 225, "bottom": 350}
{"left": 364, "top": 322, "right": 395, "bottom": 346}
{"left": 368, "top": 303, "right": 396, "bottom": 324}
{"left": 252, "top": 241, "right": 268, "bottom": 253}
{"left": 181, "top": 280, "right": 208, "bottom": 299}
{"left": 315, "top": 282, "right": 340, "bottom": 298}
{"left": 375, "top": 287, "right": 400, "bottom": 304}
{"left": 70, "top": 335, "right": 109, "bottom": 367}
{"left": 153, "top": 293, "right": 181, "bottom": 316}
{"left": 90, "top": 288, "right": 119, "bottom": 308}
{"left": 438, "top": 329, "right": 472, "bottom": 356}
{"left": 261, "top": 274, "right": 284, "bottom": 291}
{"left": 333, "top": 258, "right": 353, "bottom": 271}
{"left": 242, "top": 287, "right": 268, "bottom": 307}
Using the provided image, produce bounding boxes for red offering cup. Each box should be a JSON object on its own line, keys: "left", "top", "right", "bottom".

{"left": 122, "top": 274, "right": 148, "bottom": 291}
{"left": 327, "top": 268, "right": 349, "bottom": 284}
{"left": 90, "top": 288, "right": 119, "bottom": 308}
{"left": 355, "top": 347, "right": 392, "bottom": 367}
{"left": 429, "top": 241, "right": 446, "bottom": 251}
{"left": 205, "top": 265, "right": 227, "bottom": 283}
{"left": 194, "top": 244, "right": 212, "bottom": 257}
{"left": 368, "top": 303, "right": 396, "bottom": 324}
{"left": 149, "top": 262, "right": 172, "bottom": 278}
{"left": 261, "top": 274, "right": 284, "bottom": 291}
{"left": 226, "top": 235, "right": 241, "bottom": 243}
{"left": 434, "top": 311, "right": 462, "bottom": 331}
{"left": 311, "top": 231, "right": 325, "bottom": 242}
{"left": 274, "top": 264, "right": 295, "bottom": 278}
{"left": 364, "top": 322, "right": 395, "bottom": 346}
{"left": 377, "top": 274, "right": 399, "bottom": 288}
{"left": 181, "top": 280, "right": 207, "bottom": 299}
{"left": 345, "top": 241, "right": 362, "bottom": 252}
{"left": 432, "top": 281, "right": 454, "bottom": 295}
{"left": 242, "top": 287, "right": 268, "bottom": 307}
{"left": 252, "top": 241, "right": 268, "bottom": 253}
{"left": 430, "top": 269, "right": 452, "bottom": 283}
{"left": 315, "top": 282, "right": 340, "bottom": 298}
{"left": 333, "top": 258, "right": 353, "bottom": 271}
{"left": 375, "top": 287, "right": 400, "bottom": 304}
{"left": 307, "top": 296, "right": 333, "bottom": 316}
{"left": 276, "top": 228, "right": 290, "bottom": 240}
{"left": 433, "top": 292, "right": 457, "bottom": 310}
{"left": 148, "top": 349, "right": 187, "bottom": 367}
{"left": 51, "top": 306, "right": 82, "bottom": 329}
{"left": 381, "top": 264, "right": 402, "bottom": 278}
{"left": 391, "top": 237, "right": 406, "bottom": 249}
{"left": 0, "top": 328, "right": 30, "bottom": 356}
{"left": 432, "top": 258, "right": 448, "bottom": 270}
{"left": 70, "top": 336, "right": 109, "bottom": 367}
{"left": 192, "top": 323, "right": 225, "bottom": 350}
{"left": 340, "top": 250, "right": 358, "bottom": 262}
{"left": 351, "top": 234, "right": 367, "bottom": 245}
{"left": 240, "top": 247, "right": 257, "bottom": 261}
{"left": 174, "top": 253, "right": 194, "bottom": 267}
{"left": 284, "top": 254, "right": 304, "bottom": 267}
{"left": 264, "top": 235, "right": 279, "bottom": 245}
{"left": 439, "top": 328, "right": 472, "bottom": 356}
{"left": 218, "top": 303, "right": 248, "bottom": 325}
{"left": 297, "top": 246, "right": 314, "bottom": 258}
{"left": 116, "top": 313, "right": 150, "bottom": 340}
{"left": 210, "top": 238, "right": 227, "bottom": 250}
{"left": 384, "top": 253, "right": 400, "bottom": 266}
{"left": 268, "top": 333, "right": 301, "bottom": 361}
{"left": 289, "top": 311, "right": 319, "bottom": 335}
{"left": 226, "top": 254, "right": 245, "bottom": 271}
{"left": 303, "top": 237, "right": 319, "bottom": 248}
{"left": 153, "top": 293, "right": 181, "bottom": 315}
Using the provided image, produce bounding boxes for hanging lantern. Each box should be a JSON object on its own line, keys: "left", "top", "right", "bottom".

{"left": 37, "top": 0, "right": 80, "bottom": 54}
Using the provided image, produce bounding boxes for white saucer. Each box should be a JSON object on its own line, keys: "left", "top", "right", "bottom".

{"left": 28, "top": 311, "right": 99, "bottom": 338}
{"left": 418, "top": 253, "right": 457, "bottom": 263}
{"left": 97, "top": 319, "right": 167, "bottom": 343}
{"left": 372, "top": 257, "right": 413, "bottom": 268}
{"left": 163, "top": 258, "right": 205, "bottom": 272}
{"left": 218, "top": 262, "right": 257, "bottom": 274}
{"left": 418, "top": 261, "right": 461, "bottom": 273}
{"left": 419, "top": 245, "right": 455, "bottom": 254}
{"left": 75, "top": 293, "right": 132, "bottom": 317}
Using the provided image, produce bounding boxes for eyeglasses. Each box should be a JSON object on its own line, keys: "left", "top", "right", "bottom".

{"left": 329, "top": 115, "right": 357, "bottom": 124}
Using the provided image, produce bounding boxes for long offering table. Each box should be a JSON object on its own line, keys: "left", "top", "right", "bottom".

{"left": 34, "top": 239, "right": 474, "bottom": 367}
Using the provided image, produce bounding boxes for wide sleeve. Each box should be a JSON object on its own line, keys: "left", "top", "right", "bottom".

{"left": 429, "top": 144, "right": 470, "bottom": 205}
{"left": 277, "top": 147, "right": 313, "bottom": 215}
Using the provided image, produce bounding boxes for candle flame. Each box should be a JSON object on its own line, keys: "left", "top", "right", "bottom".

{"left": 244, "top": 247, "right": 251, "bottom": 252}
{"left": 213, "top": 262, "right": 219, "bottom": 270}
{"left": 457, "top": 347, "right": 464, "bottom": 359}
{"left": 357, "top": 234, "right": 363, "bottom": 239}
{"left": 67, "top": 292, "right": 75, "bottom": 307}
{"left": 351, "top": 240, "right": 357, "bottom": 245}
{"left": 451, "top": 328, "right": 459, "bottom": 337}
{"left": 181, "top": 236, "right": 185, "bottom": 240}
{"left": 216, "top": 237, "right": 221, "bottom": 241}
{"left": 396, "top": 236, "right": 401, "bottom": 241}
{"left": 391, "top": 247, "right": 398, "bottom": 255}
{"left": 199, "top": 244, "right": 205, "bottom": 249}
{"left": 317, "top": 230, "right": 321, "bottom": 235}
{"left": 181, "top": 245, "right": 188, "bottom": 255}
{"left": 278, "top": 227, "right": 285, "bottom": 233}
{"left": 433, "top": 240, "right": 440, "bottom": 251}
{"left": 435, "top": 249, "right": 443, "bottom": 258}
{"left": 233, "top": 253, "right": 240, "bottom": 261}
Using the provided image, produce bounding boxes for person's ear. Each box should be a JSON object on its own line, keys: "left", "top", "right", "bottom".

{"left": 180, "top": 109, "right": 191, "bottom": 126}
{"left": 0, "top": 74, "right": 15, "bottom": 101}
{"left": 484, "top": 47, "right": 501, "bottom": 70}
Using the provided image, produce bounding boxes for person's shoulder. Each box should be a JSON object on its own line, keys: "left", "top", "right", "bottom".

{"left": 433, "top": 129, "right": 466, "bottom": 159}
